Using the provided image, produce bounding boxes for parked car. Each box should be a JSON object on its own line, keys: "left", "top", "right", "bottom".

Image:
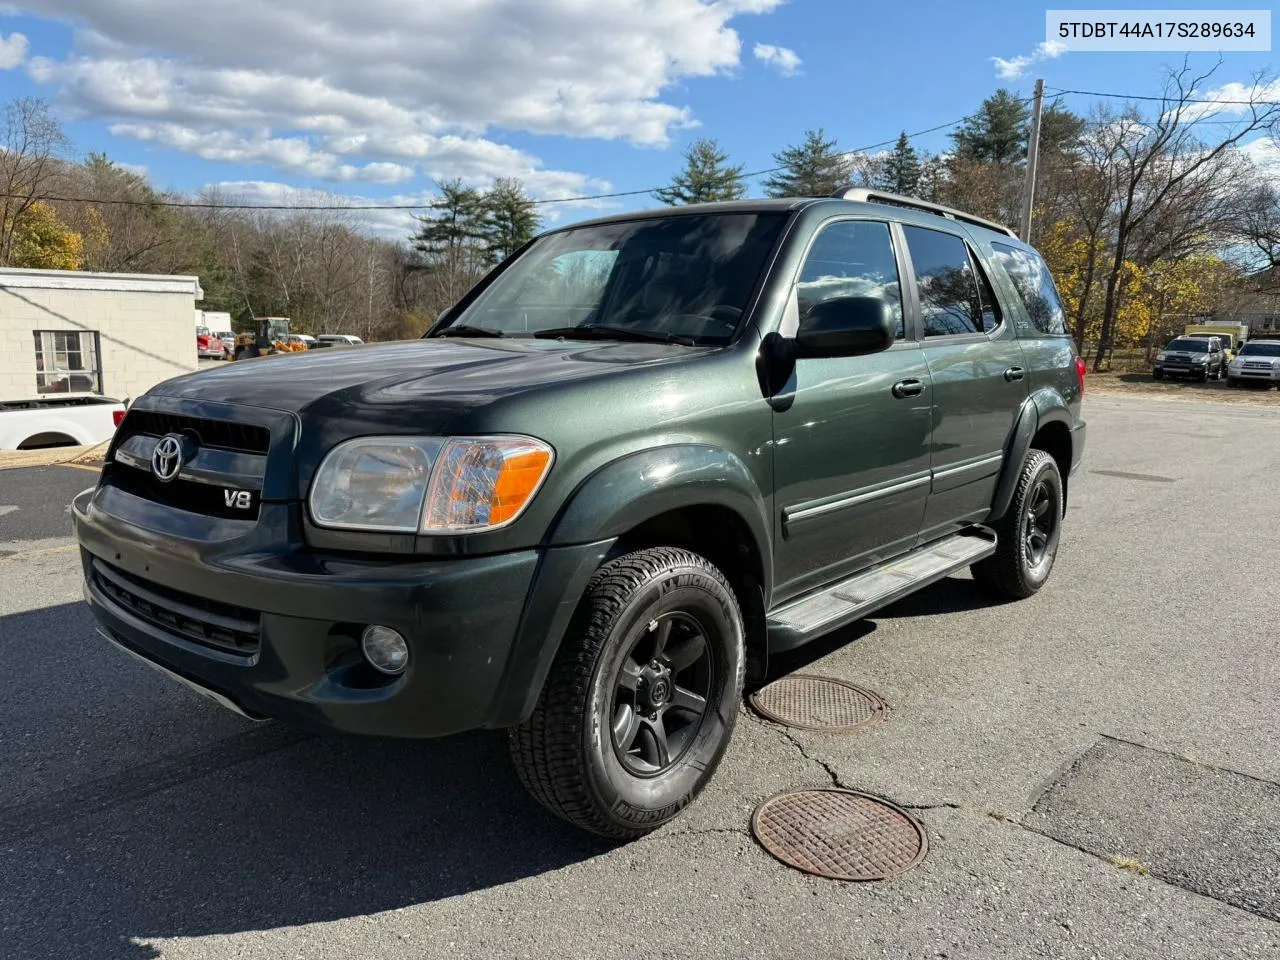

{"left": 1153, "top": 336, "right": 1226, "bottom": 381}
{"left": 282, "top": 333, "right": 318, "bottom": 349}
{"left": 316, "top": 334, "right": 364, "bottom": 346}
{"left": 1, "top": 396, "right": 126, "bottom": 450}
{"left": 196, "top": 326, "right": 226, "bottom": 359}
{"left": 1226, "top": 339, "right": 1280, "bottom": 388}
{"left": 73, "top": 189, "right": 1085, "bottom": 839}
{"left": 214, "top": 331, "right": 236, "bottom": 358}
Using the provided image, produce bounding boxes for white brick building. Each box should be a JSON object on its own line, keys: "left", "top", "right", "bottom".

{"left": 0, "top": 267, "right": 202, "bottom": 403}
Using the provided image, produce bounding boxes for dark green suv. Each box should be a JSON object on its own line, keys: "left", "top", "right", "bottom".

{"left": 74, "top": 189, "right": 1085, "bottom": 839}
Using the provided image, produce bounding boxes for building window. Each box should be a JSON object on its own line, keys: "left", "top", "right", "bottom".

{"left": 33, "top": 330, "right": 103, "bottom": 395}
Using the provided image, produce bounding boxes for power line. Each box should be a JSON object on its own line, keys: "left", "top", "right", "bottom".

{"left": 3, "top": 85, "right": 1268, "bottom": 215}
{"left": 1047, "top": 86, "right": 1280, "bottom": 106}
{"left": 0, "top": 101, "right": 1034, "bottom": 213}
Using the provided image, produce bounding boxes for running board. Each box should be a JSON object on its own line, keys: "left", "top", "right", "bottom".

{"left": 766, "top": 529, "right": 997, "bottom": 651}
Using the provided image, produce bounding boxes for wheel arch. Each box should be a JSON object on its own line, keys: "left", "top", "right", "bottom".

{"left": 988, "top": 390, "right": 1074, "bottom": 522}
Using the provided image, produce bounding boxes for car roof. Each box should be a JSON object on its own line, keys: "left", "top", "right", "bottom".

{"left": 550, "top": 195, "right": 1028, "bottom": 248}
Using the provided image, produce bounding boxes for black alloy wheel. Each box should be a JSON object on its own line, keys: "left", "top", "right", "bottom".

{"left": 509, "top": 547, "right": 745, "bottom": 839}
{"left": 610, "top": 610, "right": 714, "bottom": 776}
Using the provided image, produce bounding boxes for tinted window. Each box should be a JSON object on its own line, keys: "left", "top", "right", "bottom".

{"left": 797, "top": 220, "right": 903, "bottom": 339}
{"left": 972, "top": 254, "right": 1002, "bottom": 333}
{"left": 902, "top": 225, "right": 984, "bottom": 337}
{"left": 442, "top": 213, "right": 787, "bottom": 345}
{"left": 991, "top": 242, "right": 1069, "bottom": 336}
{"left": 1166, "top": 338, "right": 1209, "bottom": 353}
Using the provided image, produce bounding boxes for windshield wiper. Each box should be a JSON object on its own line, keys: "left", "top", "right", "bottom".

{"left": 433, "top": 324, "right": 506, "bottom": 338}
{"left": 532, "top": 324, "right": 696, "bottom": 346}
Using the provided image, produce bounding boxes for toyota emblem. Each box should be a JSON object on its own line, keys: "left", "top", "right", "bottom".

{"left": 151, "top": 434, "right": 185, "bottom": 482}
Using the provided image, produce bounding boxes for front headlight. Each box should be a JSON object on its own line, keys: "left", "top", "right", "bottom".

{"left": 308, "top": 435, "right": 553, "bottom": 534}
{"left": 1156, "top": 352, "right": 1168, "bottom": 361}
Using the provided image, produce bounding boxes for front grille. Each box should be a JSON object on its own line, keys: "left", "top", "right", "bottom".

{"left": 91, "top": 558, "right": 260, "bottom": 656}
{"left": 103, "top": 463, "right": 261, "bottom": 520}
{"left": 119, "top": 410, "right": 270, "bottom": 454}
{"left": 1243, "top": 361, "right": 1274, "bottom": 369}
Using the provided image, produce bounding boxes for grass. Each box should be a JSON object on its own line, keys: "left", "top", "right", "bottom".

{"left": 1107, "top": 855, "right": 1150, "bottom": 876}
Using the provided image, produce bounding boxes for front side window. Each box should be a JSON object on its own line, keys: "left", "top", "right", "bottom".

{"left": 436, "top": 213, "right": 788, "bottom": 345}
{"left": 902, "top": 226, "right": 988, "bottom": 337}
{"left": 33, "top": 330, "right": 102, "bottom": 395}
{"left": 796, "top": 220, "right": 903, "bottom": 339}
{"left": 990, "top": 242, "right": 1068, "bottom": 336}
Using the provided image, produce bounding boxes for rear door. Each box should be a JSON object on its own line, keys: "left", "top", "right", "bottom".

{"left": 771, "top": 218, "right": 933, "bottom": 602}
{"left": 898, "top": 224, "right": 1027, "bottom": 540}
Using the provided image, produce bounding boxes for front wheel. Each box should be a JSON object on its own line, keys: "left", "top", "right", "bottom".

{"left": 1152, "top": 368, "right": 1164, "bottom": 380}
{"left": 972, "top": 449, "right": 1064, "bottom": 600}
{"left": 1227, "top": 376, "right": 1238, "bottom": 388}
{"left": 509, "top": 547, "right": 745, "bottom": 839}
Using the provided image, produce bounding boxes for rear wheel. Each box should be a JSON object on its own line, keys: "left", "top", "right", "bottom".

{"left": 972, "top": 449, "right": 1063, "bottom": 600}
{"left": 509, "top": 547, "right": 745, "bottom": 839}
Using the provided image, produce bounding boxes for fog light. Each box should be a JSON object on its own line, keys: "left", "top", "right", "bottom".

{"left": 361, "top": 625, "right": 409, "bottom": 675}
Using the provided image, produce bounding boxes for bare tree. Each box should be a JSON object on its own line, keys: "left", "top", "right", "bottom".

{"left": 0, "top": 98, "right": 70, "bottom": 265}
{"left": 1091, "top": 63, "right": 1280, "bottom": 371}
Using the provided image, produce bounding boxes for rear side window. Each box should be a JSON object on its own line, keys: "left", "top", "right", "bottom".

{"left": 990, "top": 243, "right": 1068, "bottom": 336}
{"left": 797, "top": 220, "right": 904, "bottom": 339}
{"left": 901, "top": 225, "right": 985, "bottom": 337}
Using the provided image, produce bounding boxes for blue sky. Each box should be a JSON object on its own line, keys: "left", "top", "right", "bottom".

{"left": 0, "top": 1, "right": 1275, "bottom": 235}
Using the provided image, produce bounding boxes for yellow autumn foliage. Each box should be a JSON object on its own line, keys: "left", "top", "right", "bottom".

{"left": 9, "top": 201, "right": 85, "bottom": 270}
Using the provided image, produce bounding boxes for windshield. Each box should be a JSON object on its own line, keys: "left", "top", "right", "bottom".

{"left": 196, "top": 327, "right": 211, "bottom": 336}
{"left": 433, "top": 213, "right": 788, "bottom": 345}
{"left": 1240, "top": 342, "right": 1280, "bottom": 357}
{"left": 1166, "top": 338, "right": 1208, "bottom": 353}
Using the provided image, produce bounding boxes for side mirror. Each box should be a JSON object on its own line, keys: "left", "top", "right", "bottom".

{"left": 793, "top": 296, "right": 897, "bottom": 359}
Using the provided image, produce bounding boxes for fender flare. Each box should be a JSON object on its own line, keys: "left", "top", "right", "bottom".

{"left": 988, "top": 389, "right": 1074, "bottom": 522}
{"left": 548, "top": 443, "right": 773, "bottom": 590}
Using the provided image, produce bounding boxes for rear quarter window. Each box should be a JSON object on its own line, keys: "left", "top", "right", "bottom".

{"left": 990, "top": 242, "right": 1068, "bottom": 337}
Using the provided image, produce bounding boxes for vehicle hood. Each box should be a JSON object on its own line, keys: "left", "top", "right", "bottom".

{"left": 151, "top": 336, "right": 714, "bottom": 435}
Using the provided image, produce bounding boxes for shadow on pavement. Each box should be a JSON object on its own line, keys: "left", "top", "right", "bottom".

{"left": 873, "top": 575, "right": 1010, "bottom": 619}
{"left": 0, "top": 602, "right": 611, "bottom": 959}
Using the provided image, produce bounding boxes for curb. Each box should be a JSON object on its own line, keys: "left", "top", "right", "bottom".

{"left": 0, "top": 440, "right": 110, "bottom": 471}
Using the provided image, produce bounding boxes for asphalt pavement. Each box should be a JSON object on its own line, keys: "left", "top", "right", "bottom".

{"left": 1, "top": 395, "right": 1278, "bottom": 960}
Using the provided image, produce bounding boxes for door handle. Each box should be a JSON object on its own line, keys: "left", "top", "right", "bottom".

{"left": 1003, "top": 366, "right": 1026, "bottom": 382}
{"left": 891, "top": 378, "right": 925, "bottom": 399}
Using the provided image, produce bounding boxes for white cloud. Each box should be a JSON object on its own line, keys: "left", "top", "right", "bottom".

{"left": 18, "top": 0, "right": 787, "bottom": 197}
{"left": 0, "top": 31, "right": 27, "bottom": 69}
{"left": 753, "top": 42, "right": 801, "bottom": 76}
{"left": 1174, "top": 78, "right": 1280, "bottom": 123}
{"left": 1242, "top": 136, "right": 1280, "bottom": 182}
{"left": 991, "top": 39, "right": 1066, "bottom": 80}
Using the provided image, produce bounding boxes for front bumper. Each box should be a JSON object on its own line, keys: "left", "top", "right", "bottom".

{"left": 1154, "top": 363, "right": 1210, "bottom": 377}
{"left": 1230, "top": 367, "right": 1280, "bottom": 381}
{"left": 73, "top": 486, "right": 611, "bottom": 738}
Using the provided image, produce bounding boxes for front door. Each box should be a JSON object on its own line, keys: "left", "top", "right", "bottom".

{"left": 898, "top": 224, "right": 1028, "bottom": 539}
{"left": 771, "top": 218, "right": 933, "bottom": 604}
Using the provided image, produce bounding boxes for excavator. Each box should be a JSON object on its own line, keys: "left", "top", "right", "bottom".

{"left": 231, "top": 317, "right": 308, "bottom": 360}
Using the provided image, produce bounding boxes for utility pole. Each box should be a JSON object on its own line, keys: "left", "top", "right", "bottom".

{"left": 1019, "top": 78, "right": 1044, "bottom": 243}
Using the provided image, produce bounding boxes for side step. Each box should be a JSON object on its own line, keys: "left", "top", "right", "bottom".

{"left": 766, "top": 529, "right": 996, "bottom": 651}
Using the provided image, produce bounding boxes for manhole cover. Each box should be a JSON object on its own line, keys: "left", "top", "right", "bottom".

{"left": 748, "top": 674, "right": 888, "bottom": 732}
{"left": 751, "top": 788, "right": 928, "bottom": 881}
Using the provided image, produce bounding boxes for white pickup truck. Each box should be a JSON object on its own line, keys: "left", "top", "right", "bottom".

{"left": 0, "top": 396, "right": 127, "bottom": 450}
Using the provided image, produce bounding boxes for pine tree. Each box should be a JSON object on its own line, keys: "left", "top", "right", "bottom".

{"left": 950, "top": 89, "right": 1030, "bottom": 167}
{"left": 762, "top": 129, "right": 850, "bottom": 198}
{"left": 482, "top": 177, "right": 540, "bottom": 263}
{"left": 654, "top": 138, "right": 745, "bottom": 205}
{"left": 412, "top": 178, "right": 488, "bottom": 305}
{"left": 876, "top": 132, "right": 922, "bottom": 197}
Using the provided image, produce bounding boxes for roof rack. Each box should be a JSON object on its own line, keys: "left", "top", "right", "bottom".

{"left": 830, "top": 187, "right": 1018, "bottom": 239}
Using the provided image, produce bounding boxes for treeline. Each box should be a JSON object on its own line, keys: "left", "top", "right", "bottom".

{"left": 3, "top": 62, "right": 1280, "bottom": 365}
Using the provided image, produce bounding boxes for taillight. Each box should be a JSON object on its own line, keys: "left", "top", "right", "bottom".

{"left": 112, "top": 409, "right": 126, "bottom": 428}
{"left": 1074, "top": 356, "right": 1087, "bottom": 394}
